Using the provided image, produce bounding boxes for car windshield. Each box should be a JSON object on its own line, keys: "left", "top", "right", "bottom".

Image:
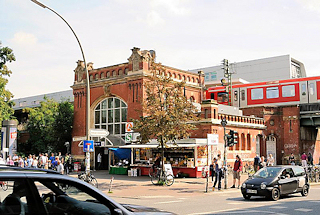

{"left": 253, "top": 167, "right": 282, "bottom": 178}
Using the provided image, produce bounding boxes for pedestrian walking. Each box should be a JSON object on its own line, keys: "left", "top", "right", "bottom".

{"left": 6, "top": 156, "right": 14, "bottom": 166}
{"left": 97, "top": 152, "right": 102, "bottom": 170}
{"left": 253, "top": 154, "right": 260, "bottom": 172}
{"left": 210, "top": 158, "right": 216, "bottom": 182}
{"left": 213, "top": 154, "right": 223, "bottom": 191}
{"left": 13, "top": 153, "right": 19, "bottom": 167}
{"left": 231, "top": 155, "right": 242, "bottom": 189}
{"left": 267, "top": 154, "right": 274, "bottom": 166}
{"left": 32, "top": 155, "right": 38, "bottom": 168}
{"left": 308, "top": 153, "right": 313, "bottom": 165}
{"left": 301, "top": 152, "right": 307, "bottom": 169}
{"left": 18, "top": 156, "right": 24, "bottom": 168}
{"left": 289, "top": 153, "right": 295, "bottom": 165}
{"left": 56, "top": 160, "right": 64, "bottom": 174}
{"left": 27, "top": 155, "right": 33, "bottom": 168}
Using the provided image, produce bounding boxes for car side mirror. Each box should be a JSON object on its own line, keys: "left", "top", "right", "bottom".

{"left": 248, "top": 174, "right": 253, "bottom": 178}
{"left": 114, "top": 209, "right": 123, "bottom": 215}
{"left": 280, "top": 175, "right": 285, "bottom": 179}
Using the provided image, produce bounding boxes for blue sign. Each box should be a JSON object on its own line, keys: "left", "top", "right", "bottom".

{"left": 83, "top": 140, "right": 94, "bottom": 152}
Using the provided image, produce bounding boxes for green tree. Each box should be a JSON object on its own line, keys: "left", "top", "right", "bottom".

{"left": 24, "top": 98, "right": 58, "bottom": 153}
{"left": 52, "top": 101, "right": 74, "bottom": 153}
{"left": 23, "top": 98, "right": 73, "bottom": 154}
{"left": 133, "top": 62, "right": 199, "bottom": 171}
{"left": 0, "top": 41, "right": 15, "bottom": 124}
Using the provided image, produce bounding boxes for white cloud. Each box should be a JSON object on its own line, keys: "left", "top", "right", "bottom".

{"left": 9, "top": 32, "right": 38, "bottom": 46}
{"left": 296, "top": 0, "right": 320, "bottom": 13}
{"left": 146, "top": 11, "right": 165, "bottom": 26}
{"left": 150, "top": 0, "right": 190, "bottom": 16}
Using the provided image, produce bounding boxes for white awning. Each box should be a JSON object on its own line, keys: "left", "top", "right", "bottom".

{"left": 119, "top": 143, "right": 198, "bottom": 149}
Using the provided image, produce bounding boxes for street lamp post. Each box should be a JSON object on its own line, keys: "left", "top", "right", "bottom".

{"left": 31, "top": 0, "right": 91, "bottom": 174}
{"left": 221, "top": 117, "right": 228, "bottom": 189}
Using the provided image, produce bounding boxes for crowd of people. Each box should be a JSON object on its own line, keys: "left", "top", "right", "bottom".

{"left": 0, "top": 152, "right": 73, "bottom": 175}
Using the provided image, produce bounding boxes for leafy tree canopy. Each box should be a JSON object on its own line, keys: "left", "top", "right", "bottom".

{"left": 22, "top": 97, "right": 73, "bottom": 154}
{"left": 133, "top": 62, "right": 199, "bottom": 147}
{"left": 0, "top": 41, "right": 15, "bottom": 125}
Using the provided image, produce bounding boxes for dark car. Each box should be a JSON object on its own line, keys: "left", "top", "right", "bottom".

{"left": 0, "top": 166, "right": 174, "bottom": 215}
{"left": 241, "top": 165, "right": 309, "bottom": 201}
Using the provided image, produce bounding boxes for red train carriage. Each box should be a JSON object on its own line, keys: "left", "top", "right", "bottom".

{"left": 205, "top": 76, "right": 320, "bottom": 108}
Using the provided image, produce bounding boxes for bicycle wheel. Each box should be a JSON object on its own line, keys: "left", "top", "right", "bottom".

{"left": 2, "top": 181, "right": 8, "bottom": 191}
{"left": 151, "top": 173, "right": 159, "bottom": 185}
{"left": 149, "top": 168, "right": 155, "bottom": 177}
{"left": 165, "top": 174, "right": 174, "bottom": 186}
{"left": 89, "top": 177, "right": 98, "bottom": 188}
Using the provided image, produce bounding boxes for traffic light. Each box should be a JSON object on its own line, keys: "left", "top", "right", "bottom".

{"left": 227, "top": 130, "right": 238, "bottom": 147}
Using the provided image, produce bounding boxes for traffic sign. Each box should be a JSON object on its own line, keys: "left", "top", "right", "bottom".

{"left": 125, "top": 122, "right": 133, "bottom": 132}
{"left": 90, "top": 129, "right": 109, "bottom": 137}
{"left": 125, "top": 133, "right": 133, "bottom": 143}
{"left": 73, "top": 136, "right": 86, "bottom": 142}
{"left": 83, "top": 140, "right": 94, "bottom": 152}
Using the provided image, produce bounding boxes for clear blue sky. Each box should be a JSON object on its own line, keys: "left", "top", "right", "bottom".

{"left": 1, "top": 0, "right": 320, "bottom": 98}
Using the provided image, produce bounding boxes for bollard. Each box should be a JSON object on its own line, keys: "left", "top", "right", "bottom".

{"left": 108, "top": 176, "right": 114, "bottom": 193}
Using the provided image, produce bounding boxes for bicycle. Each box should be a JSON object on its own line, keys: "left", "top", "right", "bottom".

{"left": 78, "top": 171, "right": 98, "bottom": 188}
{"left": 149, "top": 167, "right": 174, "bottom": 186}
{"left": 0, "top": 181, "right": 8, "bottom": 191}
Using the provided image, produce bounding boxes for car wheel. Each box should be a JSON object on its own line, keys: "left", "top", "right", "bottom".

{"left": 301, "top": 184, "right": 309, "bottom": 196}
{"left": 242, "top": 194, "right": 251, "bottom": 200}
{"left": 270, "top": 188, "right": 280, "bottom": 201}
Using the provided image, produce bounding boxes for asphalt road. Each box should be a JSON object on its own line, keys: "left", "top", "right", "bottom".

{"left": 109, "top": 184, "right": 320, "bottom": 215}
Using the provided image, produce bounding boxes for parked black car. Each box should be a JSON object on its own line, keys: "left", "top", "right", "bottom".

{"left": 0, "top": 166, "right": 174, "bottom": 215}
{"left": 241, "top": 165, "right": 309, "bottom": 201}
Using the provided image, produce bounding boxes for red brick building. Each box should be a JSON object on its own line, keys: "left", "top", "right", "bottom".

{"left": 71, "top": 47, "right": 266, "bottom": 175}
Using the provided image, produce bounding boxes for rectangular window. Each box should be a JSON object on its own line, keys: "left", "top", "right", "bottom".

{"left": 282, "top": 85, "right": 295, "bottom": 97}
{"left": 241, "top": 90, "right": 245, "bottom": 101}
{"left": 266, "top": 87, "right": 279, "bottom": 99}
{"left": 210, "top": 93, "right": 215, "bottom": 100}
{"left": 302, "top": 83, "right": 307, "bottom": 95}
{"left": 210, "top": 72, "right": 217, "bottom": 81}
{"left": 309, "top": 83, "right": 315, "bottom": 95}
{"left": 234, "top": 91, "right": 238, "bottom": 101}
{"left": 251, "top": 88, "right": 263, "bottom": 100}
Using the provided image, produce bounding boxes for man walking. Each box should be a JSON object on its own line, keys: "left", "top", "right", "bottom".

{"left": 301, "top": 152, "right": 307, "bottom": 169}
{"left": 213, "top": 154, "right": 223, "bottom": 191}
{"left": 231, "top": 155, "right": 242, "bottom": 189}
{"left": 97, "top": 152, "right": 102, "bottom": 170}
{"left": 253, "top": 154, "right": 260, "bottom": 172}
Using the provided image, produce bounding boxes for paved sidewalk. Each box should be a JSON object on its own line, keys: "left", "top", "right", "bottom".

{"left": 70, "top": 170, "right": 248, "bottom": 198}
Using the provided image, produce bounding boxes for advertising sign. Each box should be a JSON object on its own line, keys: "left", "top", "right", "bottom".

{"left": 207, "top": 134, "right": 219, "bottom": 145}
{"left": 9, "top": 127, "right": 17, "bottom": 155}
{"left": 164, "top": 164, "right": 173, "bottom": 176}
{"left": 83, "top": 140, "right": 94, "bottom": 152}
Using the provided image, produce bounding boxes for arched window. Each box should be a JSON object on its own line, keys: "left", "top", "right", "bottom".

{"left": 89, "top": 75, "right": 93, "bottom": 81}
{"left": 107, "top": 72, "right": 110, "bottom": 78}
{"left": 119, "top": 69, "right": 123, "bottom": 76}
{"left": 247, "top": 134, "right": 251, "bottom": 150}
{"left": 173, "top": 73, "right": 176, "bottom": 79}
{"left": 178, "top": 74, "right": 181, "bottom": 80}
{"left": 192, "top": 77, "right": 195, "bottom": 83}
{"left": 100, "top": 72, "right": 105, "bottom": 79}
{"left": 190, "top": 96, "right": 195, "bottom": 103}
{"left": 124, "top": 68, "right": 129, "bottom": 75}
{"left": 182, "top": 75, "right": 185, "bottom": 81}
{"left": 94, "top": 97, "right": 128, "bottom": 140}
{"left": 95, "top": 74, "right": 99, "bottom": 80}
{"left": 241, "top": 133, "right": 246, "bottom": 151}
{"left": 187, "top": 76, "right": 190, "bottom": 82}
{"left": 112, "top": 70, "right": 116, "bottom": 77}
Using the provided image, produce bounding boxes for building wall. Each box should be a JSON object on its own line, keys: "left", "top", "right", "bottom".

{"left": 190, "top": 55, "right": 306, "bottom": 84}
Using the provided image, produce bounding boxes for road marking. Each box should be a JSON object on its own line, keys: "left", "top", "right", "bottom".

{"left": 270, "top": 206, "right": 287, "bottom": 209}
{"left": 295, "top": 208, "right": 313, "bottom": 212}
{"left": 155, "top": 200, "right": 183, "bottom": 204}
{"left": 139, "top": 195, "right": 174, "bottom": 199}
{"left": 228, "top": 202, "right": 242, "bottom": 205}
{"left": 310, "top": 200, "right": 320, "bottom": 203}
{"left": 188, "top": 207, "right": 241, "bottom": 215}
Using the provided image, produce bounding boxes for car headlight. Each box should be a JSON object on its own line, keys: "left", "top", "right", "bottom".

{"left": 260, "top": 182, "right": 267, "bottom": 189}
{"left": 242, "top": 183, "right": 246, "bottom": 188}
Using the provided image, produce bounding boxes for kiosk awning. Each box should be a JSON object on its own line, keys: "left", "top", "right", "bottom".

{"left": 119, "top": 143, "right": 198, "bottom": 148}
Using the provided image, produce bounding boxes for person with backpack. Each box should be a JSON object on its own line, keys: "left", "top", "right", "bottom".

{"left": 253, "top": 154, "right": 261, "bottom": 172}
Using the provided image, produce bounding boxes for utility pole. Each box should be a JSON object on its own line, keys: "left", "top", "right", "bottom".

{"left": 222, "top": 59, "right": 232, "bottom": 106}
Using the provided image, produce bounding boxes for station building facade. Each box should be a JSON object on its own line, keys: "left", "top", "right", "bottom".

{"left": 71, "top": 47, "right": 266, "bottom": 176}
